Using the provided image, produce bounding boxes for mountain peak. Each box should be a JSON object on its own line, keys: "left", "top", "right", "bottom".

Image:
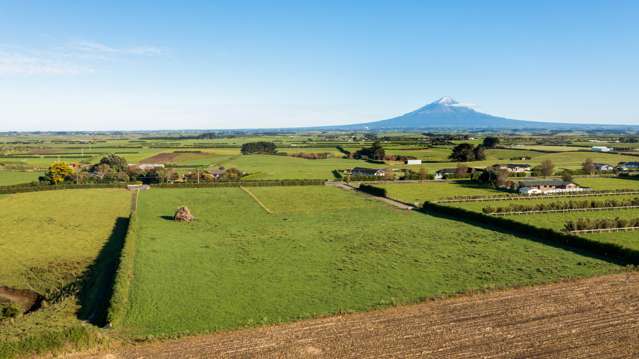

{"left": 434, "top": 96, "right": 458, "bottom": 105}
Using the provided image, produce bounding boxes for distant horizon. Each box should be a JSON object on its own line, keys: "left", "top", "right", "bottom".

{"left": 1, "top": 1, "right": 638, "bottom": 131}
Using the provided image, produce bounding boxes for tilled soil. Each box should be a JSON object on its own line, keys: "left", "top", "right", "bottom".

{"left": 70, "top": 272, "right": 639, "bottom": 358}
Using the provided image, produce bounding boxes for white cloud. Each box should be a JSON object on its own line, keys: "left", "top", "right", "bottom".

{"left": 0, "top": 40, "right": 164, "bottom": 76}
{"left": 0, "top": 51, "right": 92, "bottom": 75}
{"left": 69, "top": 41, "right": 164, "bottom": 56}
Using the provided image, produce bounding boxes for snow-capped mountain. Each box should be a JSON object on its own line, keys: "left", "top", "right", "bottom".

{"left": 338, "top": 97, "right": 554, "bottom": 130}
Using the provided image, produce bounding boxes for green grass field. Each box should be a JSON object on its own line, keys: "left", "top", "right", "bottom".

{"left": 0, "top": 189, "right": 131, "bottom": 357}
{"left": 0, "top": 170, "right": 40, "bottom": 186}
{"left": 574, "top": 177, "right": 639, "bottom": 190}
{"left": 212, "top": 154, "right": 383, "bottom": 180}
{"left": 0, "top": 189, "right": 131, "bottom": 292}
{"left": 379, "top": 181, "right": 507, "bottom": 205}
{"left": 120, "top": 186, "right": 619, "bottom": 337}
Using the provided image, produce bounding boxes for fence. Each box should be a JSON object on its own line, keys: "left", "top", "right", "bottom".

{"left": 436, "top": 190, "right": 639, "bottom": 204}
{"left": 491, "top": 205, "right": 639, "bottom": 216}
{"left": 568, "top": 226, "right": 639, "bottom": 234}
{"left": 421, "top": 201, "right": 639, "bottom": 265}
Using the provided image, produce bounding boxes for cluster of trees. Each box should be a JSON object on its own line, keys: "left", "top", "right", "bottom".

{"left": 354, "top": 141, "right": 385, "bottom": 161}
{"left": 289, "top": 152, "right": 332, "bottom": 159}
{"left": 384, "top": 154, "right": 417, "bottom": 161}
{"left": 182, "top": 167, "right": 243, "bottom": 182}
{"left": 40, "top": 154, "right": 245, "bottom": 185}
{"left": 449, "top": 143, "right": 486, "bottom": 162}
{"left": 483, "top": 197, "right": 639, "bottom": 214}
{"left": 241, "top": 141, "right": 277, "bottom": 155}
{"left": 402, "top": 167, "right": 432, "bottom": 180}
{"left": 564, "top": 217, "right": 639, "bottom": 231}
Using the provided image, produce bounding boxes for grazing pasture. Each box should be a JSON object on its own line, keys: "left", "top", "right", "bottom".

{"left": 0, "top": 170, "right": 39, "bottom": 186}
{"left": 0, "top": 189, "right": 131, "bottom": 293}
{"left": 120, "top": 186, "right": 618, "bottom": 337}
{"left": 574, "top": 177, "right": 639, "bottom": 191}
{"left": 379, "top": 181, "right": 507, "bottom": 205}
{"left": 213, "top": 155, "right": 381, "bottom": 180}
{"left": 0, "top": 189, "right": 131, "bottom": 357}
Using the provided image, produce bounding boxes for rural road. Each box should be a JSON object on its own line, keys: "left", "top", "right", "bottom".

{"left": 69, "top": 272, "right": 639, "bottom": 358}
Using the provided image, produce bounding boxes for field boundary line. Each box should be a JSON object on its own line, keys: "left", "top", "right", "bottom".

{"left": 422, "top": 201, "right": 639, "bottom": 265}
{"left": 436, "top": 190, "right": 639, "bottom": 203}
{"left": 491, "top": 205, "right": 639, "bottom": 216}
{"left": 239, "top": 186, "right": 273, "bottom": 214}
{"left": 107, "top": 190, "right": 140, "bottom": 327}
{"left": 568, "top": 226, "right": 639, "bottom": 234}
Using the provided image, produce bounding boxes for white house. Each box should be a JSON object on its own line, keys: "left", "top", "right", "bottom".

{"left": 592, "top": 146, "right": 613, "bottom": 152}
{"left": 593, "top": 163, "right": 614, "bottom": 172}
{"left": 518, "top": 180, "right": 588, "bottom": 195}
{"left": 405, "top": 159, "right": 422, "bottom": 165}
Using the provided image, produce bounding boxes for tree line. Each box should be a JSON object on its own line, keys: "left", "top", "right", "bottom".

{"left": 39, "top": 154, "right": 244, "bottom": 185}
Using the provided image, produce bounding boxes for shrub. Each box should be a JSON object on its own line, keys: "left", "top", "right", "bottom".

{"left": 359, "top": 184, "right": 387, "bottom": 197}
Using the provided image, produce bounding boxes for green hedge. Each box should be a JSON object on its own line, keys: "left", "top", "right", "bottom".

{"left": 107, "top": 191, "right": 139, "bottom": 328}
{"left": 152, "top": 179, "right": 326, "bottom": 188}
{"left": 0, "top": 183, "right": 126, "bottom": 194}
{"left": 359, "top": 184, "right": 387, "bottom": 197}
{"left": 422, "top": 201, "right": 639, "bottom": 265}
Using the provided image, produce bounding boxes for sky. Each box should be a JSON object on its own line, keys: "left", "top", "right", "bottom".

{"left": 0, "top": 0, "right": 638, "bottom": 131}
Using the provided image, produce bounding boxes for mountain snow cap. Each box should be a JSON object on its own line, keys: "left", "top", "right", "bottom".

{"left": 434, "top": 96, "right": 458, "bottom": 105}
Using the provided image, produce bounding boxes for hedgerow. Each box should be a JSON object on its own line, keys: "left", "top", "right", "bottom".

{"left": 564, "top": 217, "right": 639, "bottom": 231}
{"left": 359, "top": 184, "right": 387, "bottom": 197}
{"left": 483, "top": 197, "right": 639, "bottom": 214}
{"left": 422, "top": 201, "right": 639, "bottom": 264}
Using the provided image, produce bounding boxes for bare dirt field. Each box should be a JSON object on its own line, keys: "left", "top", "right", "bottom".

{"left": 70, "top": 272, "right": 639, "bottom": 358}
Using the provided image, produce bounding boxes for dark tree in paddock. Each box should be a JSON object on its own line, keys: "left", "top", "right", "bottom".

{"left": 241, "top": 141, "right": 277, "bottom": 155}
{"left": 482, "top": 137, "right": 500, "bottom": 148}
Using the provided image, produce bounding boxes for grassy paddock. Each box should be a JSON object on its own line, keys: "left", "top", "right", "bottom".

{"left": 379, "top": 181, "right": 506, "bottom": 205}
{"left": 0, "top": 189, "right": 131, "bottom": 358}
{"left": 120, "top": 186, "right": 618, "bottom": 337}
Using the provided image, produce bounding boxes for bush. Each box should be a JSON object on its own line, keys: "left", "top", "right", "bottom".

{"left": 359, "top": 184, "right": 387, "bottom": 197}
{"left": 0, "top": 302, "right": 20, "bottom": 320}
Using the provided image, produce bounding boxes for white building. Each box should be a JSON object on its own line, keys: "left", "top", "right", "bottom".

{"left": 592, "top": 146, "right": 613, "bottom": 152}
{"left": 518, "top": 180, "right": 589, "bottom": 195}
{"left": 405, "top": 159, "right": 422, "bottom": 165}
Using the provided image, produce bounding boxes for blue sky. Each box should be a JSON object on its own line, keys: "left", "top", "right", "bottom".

{"left": 1, "top": 0, "right": 638, "bottom": 131}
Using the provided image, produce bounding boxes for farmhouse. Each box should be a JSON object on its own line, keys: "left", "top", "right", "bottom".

{"left": 517, "top": 180, "right": 588, "bottom": 195}
{"left": 351, "top": 167, "right": 387, "bottom": 177}
{"left": 405, "top": 159, "right": 422, "bottom": 165}
{"left": 492, "top": 163, "right": 531, "bottom": 173}
{"left": 592, "top": 146, "right": 613, "bottom": 152}
{"left": 593, "top": 163, "right": 614, "bottom": 172}
{"left": 128, "top": 163, "right": 165, "bottom": 171}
